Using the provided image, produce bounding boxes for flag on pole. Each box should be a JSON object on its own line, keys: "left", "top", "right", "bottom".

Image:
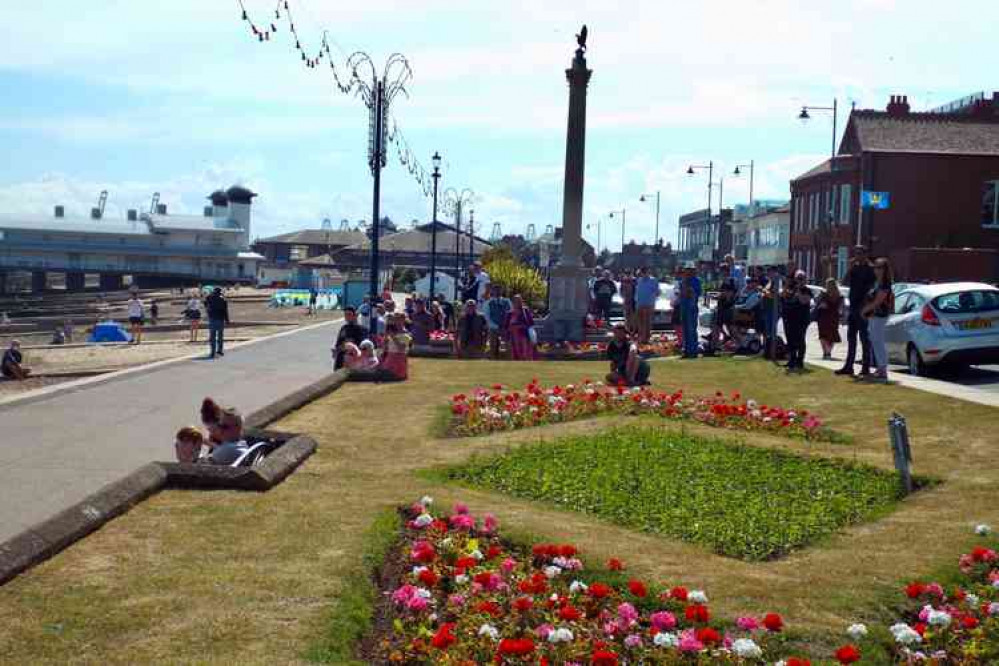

{"left": 861, "top": 190, "right": 891, "bottom": 209}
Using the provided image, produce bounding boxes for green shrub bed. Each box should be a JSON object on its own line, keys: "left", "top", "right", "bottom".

{"left": 437, "top": 427, "right": 908, "bottom": 561}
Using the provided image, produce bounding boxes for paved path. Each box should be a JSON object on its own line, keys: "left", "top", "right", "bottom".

{"left": 0, "top": 320, "right": 341, "bottom": 543}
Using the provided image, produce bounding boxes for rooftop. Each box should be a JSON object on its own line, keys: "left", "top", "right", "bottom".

{"left": 254, "top": 229, "right": 368, "bottom": 246}
{"left": 0, "top": 213, "right": 152, "bottom": 236}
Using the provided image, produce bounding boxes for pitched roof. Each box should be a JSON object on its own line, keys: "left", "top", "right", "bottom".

{"left": 254, "top": 229, "right": 368, "bottom": 246}
{"left": 847, "top": 111, "right": 999, "bottom": 155}
{"left": 336, "top": 226, "right": 493, "bottom": 255}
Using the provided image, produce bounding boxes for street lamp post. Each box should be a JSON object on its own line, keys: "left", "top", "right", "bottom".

{"left": 586, "top": 218, "right": 602, "bottom": 254}
{"left": 687, "top": 161, "right": 714, "bottom": 216}
{"left": 799, "top": 98, "right": 838, "bottom": 162}
{"left": 443, "top": 187, "right": 474, "bottom": 300}
{"left": 639, "top": 191, "right": 661, "bottom": 244}
{"left": 429, "top": 151, "right": 442, "bottom": 300}
{"left": 733, "top": 160, "right": 754, "bottom": 210}
{"left": 608, "top": 209, "right": 626, "bottom": 250}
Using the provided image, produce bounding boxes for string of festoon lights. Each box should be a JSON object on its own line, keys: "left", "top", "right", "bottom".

{"left": 236, "top": 0, "right": 435, "bottom": 198}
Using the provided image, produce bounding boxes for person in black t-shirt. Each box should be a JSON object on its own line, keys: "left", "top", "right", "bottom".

{"left": 333, "top": 306, "right": 368, "bottom": 370}
{"left": 592, "top": 270, "right": 618, "bottom": 323}
{"left": 781, "top": 271, "right": 813, "bottom": 372}
{"left": 605, "top": 324, "right": 651, "bottom": 386}
{"left": 836, "top": 246, "right": 876, "bottom": 377}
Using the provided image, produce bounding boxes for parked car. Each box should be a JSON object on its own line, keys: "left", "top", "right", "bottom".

{"left": 610, "top": 282, "right": 675, "bottom": 329}
{"left": 884, "top": 282, "right": 999, "bottom": 376}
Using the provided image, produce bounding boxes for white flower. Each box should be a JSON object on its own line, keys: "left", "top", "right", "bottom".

{"left": 847, "top": 623, "right": 868, "bottom": 640}
{"left": 415, "top": 587, "right": 432, "bottom": 600}
{"left": 891, "top": 624, "right": 923, "bottom": 646}
{"left": 987, "top": 602, "right": 999, "bottom": 616}
{"left": 455, "top": 574, "right": 469, "bottom": 585}
{"left": 975, "top": 523, "right": 992, "bottom": 535}
{"left": 993, "top": 580, "right": 999, "bottom": 590}
{"left": 470, "top": 549, "right": 484, "bottom": 561}
{"left": 478, "top": 623, "right": 499, "bottom": 641}
{"left": 653, "top": 632, "right": 678, "bottom": 648}
{"left": 419, "top": 495, "right": 434, "bottom": 507}
{"left": 548, "top": 627, "right": 574, "bottom": 643}
{"left": 927, "top": 609, "right": 952, "bottom": 628}
{"left": 429, "top": 612, "right": 438, "bottom": 623}
{"left": 746, "top": 399, "right": 758, "bottom": 409}
{"left": 732, "top": 638, "right": 762, "bottom": 659}
{"left": 543, "top": 565, "right": 562, "bottom": 579}
{"left": 966, "top": 594, "right": 980, "bottom": 607}
{"left": 569, "top": 580, "right": 588, "bottom": 594}
{"left": 688, "top": 589, "right": 708, "bottom": 604}
{"left": 413, "top": 513, "right": 434, "bottom": 527}
{"left": 412, "top": 566, "right": 427, "bottom": 576}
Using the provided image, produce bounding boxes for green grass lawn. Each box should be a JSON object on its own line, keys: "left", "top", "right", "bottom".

{"left": 436, "top": 426, "right": 909, "bottom": 560}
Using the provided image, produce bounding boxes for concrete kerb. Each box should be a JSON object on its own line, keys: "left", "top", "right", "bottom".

{"left": 0, "top": 367, "right": 351, "bottom": 586}
{"left": 0, "top": 318, "right": 341, "bottom": 411}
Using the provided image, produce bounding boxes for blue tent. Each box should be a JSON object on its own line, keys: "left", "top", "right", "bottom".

{"left": 89, "top": 321, "right": 132, "bottom": 343}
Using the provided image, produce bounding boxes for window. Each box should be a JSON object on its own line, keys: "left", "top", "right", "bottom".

{"left": 840, "top": 184, "right": 852, "bottom": 225}
{"left": 983, "top": 181, "right": 999, "bottom": 228}
{"left": 290, "top": 245, "right": 309, "bottom": 261}
{"left": 837, "top": 246, "right": 849, "bottom": 280}
{"left": 894, "top": 293, "right": 911, "bottom": 315}
{"left": 933, "top": 289, "right": 999, "bottom": 313}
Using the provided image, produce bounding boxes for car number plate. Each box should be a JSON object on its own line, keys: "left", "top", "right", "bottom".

{"left": 961, "top": 318, "right": 993, "bottom": 330}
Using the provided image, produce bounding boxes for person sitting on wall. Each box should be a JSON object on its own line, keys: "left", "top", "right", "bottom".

{"left": 1, "top": 340, "right": 30, "bottom": 380}
{"left": 605, "top": 323, "right": 651, "bottom": 387}
{"left": 174, "top": 426, "right": 206, "bottom": 463}
{"left": 333, "top": 306, "right": 367, "bottom": 370}
{"left": 204, "top": 405, "right": 249, "bottom": 465}
{"left": 408, "top": 299, "right": 436, "bottom": 346}
{"left": 455, "top": 300, "right": 488, "bottom": 358}
{"left": 357, "top": 340, "right": 380, "bottom": 370}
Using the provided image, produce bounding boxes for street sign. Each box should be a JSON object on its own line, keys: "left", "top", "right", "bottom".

{"left": 862, "top": 190, "right": 891, "bottom": 209}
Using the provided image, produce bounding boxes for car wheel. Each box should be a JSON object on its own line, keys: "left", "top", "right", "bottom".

{"left": 907, "top": 345, "right": 926, "bottom": 377}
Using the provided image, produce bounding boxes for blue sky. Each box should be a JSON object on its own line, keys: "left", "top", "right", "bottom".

{"left": 0, "top": 0, "right": 995, "bottom": 249}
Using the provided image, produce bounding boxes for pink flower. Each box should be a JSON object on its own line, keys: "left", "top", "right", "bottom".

{"left": 454, "top": 502, "right": 470, "bottom": 515}
{"left": 391, "top": 584, "right": 417, "bottom": 606}
{"left": 482, "top": 513, "right": 499, "bottom": 533}
{"left": 624, "top": 634, "right": 643, "bottom": 648}
{"left": 535, "top": 623, "right": 553, "bottom": 640}
{"left": 501, "top": 557, "right": 517, "bottom": 574}
{"left": 650, "top": 611, "right": 677, "bottom": 632}
{"left": 447, "top": 593, "right": 465, "bottom": 607}
{"left": 617, "top": 602, "right": 639, "bottom": 625}
{"left": 407, "top": 595, "right": 428, "bottom": 612}
{"left": 678, "top": 629, "right": 705, "bottom": 652}
{"left": 736, "top": 616, "right": 760, "bottom": 631}
{"left": 449, "top": 514, "right": 476, "bottom": 531}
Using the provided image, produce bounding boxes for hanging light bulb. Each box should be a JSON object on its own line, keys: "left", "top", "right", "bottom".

{"left": 242, "top": 9, "right": 248, "bottom": 20}
{"left": 258, "top": 32, "right": 264, "bottom": 41}
{"left": 284, "top": 0, "right": 289, "bottom": 8}
{"left": 264, "top": 32, "right": 270, "bottom": 41}
{"left": 275, "top": 9, "right": 280, "bottom": 19}
{"left": 295, "top": 40, "right": 300, "bottom": 49}
{"left": 271, "top": 23, "right": 277, "bottom": 32}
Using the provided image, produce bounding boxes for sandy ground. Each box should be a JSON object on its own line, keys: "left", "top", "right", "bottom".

{"left": 0, "top": 289, "right": 341, "bottom": 396}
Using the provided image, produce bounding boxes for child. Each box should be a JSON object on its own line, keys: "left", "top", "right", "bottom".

{"left": 342, "top": 341, "right": 363, "bottom": 370}
{"left": 357, "top": 340, "right": 379, "bottom": 370}
{"left": 381, "top": 313, "right": 412, "bottom": 380}
{"left": 175, "top": 426, "right": 205, "bottom": 463}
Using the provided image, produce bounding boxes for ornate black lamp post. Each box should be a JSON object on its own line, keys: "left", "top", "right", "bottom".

{"left": 430, "top": 151, "right": 442, "bottom": 299}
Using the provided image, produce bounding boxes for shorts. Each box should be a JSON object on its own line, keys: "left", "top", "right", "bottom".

{"left": 129, "top": 316, "right": 144, "bottom": 325}
{"left": 186, "top": 310, "right": 201, "bottom": 321}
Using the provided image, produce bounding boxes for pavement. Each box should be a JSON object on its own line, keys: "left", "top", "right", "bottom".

{"left": 0, "top": 319, "right": 342, "bottom": 544}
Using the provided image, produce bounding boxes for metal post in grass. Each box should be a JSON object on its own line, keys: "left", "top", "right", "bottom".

{"left": 888, "top": 412, "right": 913, "bottom": 494}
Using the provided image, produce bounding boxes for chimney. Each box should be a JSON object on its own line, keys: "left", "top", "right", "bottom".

{"left": 90, "top": 208, "right": 102, "bottom": 220}
{"left": 127, "top": 209, "right": 138, "bottom": 221}
{"left": 156, "top": 204, "right": 167, "bottom": 215}
{"left": 54, "top": 205, "right": 64, "bottom": 218}
{"left": 886, "top": 94, "right": 910, "bottom": 117}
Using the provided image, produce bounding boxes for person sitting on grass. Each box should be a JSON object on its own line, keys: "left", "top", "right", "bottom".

{"left": 174, "top": 426, "right": 205, "bottom": 463}
{"left": 455, "top": 299, "right": 488, "bottom": 358}
{"left": 1, "top": 340, "right": 30, "bottom": 380}
{"left": 605, "top": 323, "right": 651, "bottom": 387}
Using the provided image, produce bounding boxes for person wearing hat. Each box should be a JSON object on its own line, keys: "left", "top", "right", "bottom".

{"left": 455, "top": 299, "right": 488, "bottom": 357}
{"left": 606, "top": 323, "right": 651, "bottom": 386}
{"left": 204, "top": 286, "right": 230, "bottom": 359}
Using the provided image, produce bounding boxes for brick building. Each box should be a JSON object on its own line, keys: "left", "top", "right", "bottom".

{"left": 790, "top": 92, "right": 999, "bottom": 282}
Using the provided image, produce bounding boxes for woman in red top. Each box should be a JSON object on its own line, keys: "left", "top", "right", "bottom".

{"left": 505, "top": 294, "right": 536, "bottom": 361}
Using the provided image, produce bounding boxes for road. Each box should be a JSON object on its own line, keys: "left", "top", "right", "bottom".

{"left": 0, "top": 320, "right": 341, "bottom": 543}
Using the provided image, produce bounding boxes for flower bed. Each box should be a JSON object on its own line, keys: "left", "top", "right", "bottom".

{"left": 450, "top": 380, "right": 835, "bottom": 442}
{"left": 437, "top": 427, "right": 904, "bottom": 561}
{"left": 368, "top": 498, "right": 813, "bottom": 664}
{"left": 839, "top": 525, "right": 999, "bottom": 664}
{"left": 536, "top": 333, "right": 679, "bottom": 360}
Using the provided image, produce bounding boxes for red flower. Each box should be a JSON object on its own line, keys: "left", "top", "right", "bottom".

{"left": 455, "top": 556, "right": 477, "bottom": 570}
{"left": 486, "top": 544, "right": 503, "bottom": 560}
{"left": 786, "top": 659, "right": 811, "bottom": 666}
{"left": 607, "top": 558, "right": 625, "bottom": 571}
{"left": 591, "top": 649, "right": 619, "bottom": 666}
{"left": 559, "top": 605, "right": 582, "bottom": 621}
{"left": 684, "top": 604, "right": 710, "bottom": 623}
{"left": 961, "top": 615, "right": 979, "bottom": 630}
{"left": 905, "top": 581, "right": 926, "bottom": 598}
{"left": 431, "top": 622, "right": 456, "bottom": 650}
{"left": 491, "top": 384, "right": 503, "bottom": 390}
{"left": 627, "top": 580, "right": 647, "bottom": 598}
{"left": 417, "top": 568, "right": 438, "bottom": 587}
{"left": 696, "top": 627, "right": 721, "bottom": 644}
{"left": 411, "top": 541, "right": 436, "bottom": 563}
{"left": 498, "top": 638, "right": 535, "bottom": 655}
{"left": 475, "top": 600, "right": 502, "bottom": 617}
{"left": 913, "top": 622, "right": 927, "bottom": 636}
{"left": 834, "top": 645, "right": 861, "bottom": 664}
{"left": 589, "top": 582, "right": 613, "bottom": 599}
{"left": 762, "top": 612, "right": 784, "bottom": 632}
{"left": 670, "top": 586, "right": 688, "bottom": 601}
{"left": 513, "top": 596, "right": 534, "bottom": 612}
{"left": 559, "top": 544, "right": 578, "bottom": 558}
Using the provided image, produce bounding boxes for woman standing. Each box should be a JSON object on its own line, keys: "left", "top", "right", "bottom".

{"left": 816, "top": 278, "right": 844, "bottom": 360}
{"left": 862, "top": 258, "right": 893, "bottom": 383}
{"left": 505, "top": 294, "right": 536, "bottom": 361}
{"left": 185, "top": 292, "right": 202, "bottom": 342}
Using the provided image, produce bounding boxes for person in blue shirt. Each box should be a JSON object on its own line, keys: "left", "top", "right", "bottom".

{"left": 679, "top": 264, "right": 702, "bottom": 358}
{"left": 634, "top": 267, "right": 660, "bottom": 344}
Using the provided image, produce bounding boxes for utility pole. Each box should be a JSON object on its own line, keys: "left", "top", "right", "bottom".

{"left": 430, "top": 151, "right": 442, "bottom": 299}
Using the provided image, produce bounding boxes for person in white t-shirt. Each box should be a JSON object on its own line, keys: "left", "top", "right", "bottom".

{"left": 126, "top": 293, "right": 145, "bottom": 344}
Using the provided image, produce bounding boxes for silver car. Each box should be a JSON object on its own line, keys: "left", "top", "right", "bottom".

{"left": 884, "top": 282, "right": 999, "bottom": 376}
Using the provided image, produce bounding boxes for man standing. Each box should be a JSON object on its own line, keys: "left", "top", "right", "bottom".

{"left": 679, "top": 264, "right": 702, "bottom": 358}
{"left": 591, "top": 270, "right": 618, "bottom": 324}
{"left": 634, "top": 267, "right": 659, "bottom": 344}
{"left": 204, "top": 287, "right": 230, "bottom": 359}
{"left": 333, "top": 306, "right": 367, "bottom": 369}
{"left": 455, "top": 300, "right": 488, "bottom": 357}
{"left": 482, "top": 284, "right": 512, "bottom": 359}
{"left": 836, "top": 246, "right": 875, "bottom": 377}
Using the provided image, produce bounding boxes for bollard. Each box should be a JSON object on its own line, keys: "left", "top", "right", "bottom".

{"left": 888, "top": 412, "right": 913, "bottom": 494}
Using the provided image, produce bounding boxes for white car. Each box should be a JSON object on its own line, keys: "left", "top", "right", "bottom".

{"left": 885, "top": 282, "right": 999, "bottom": 376}
{"left": 610, "top": 282, "right": 675, "bottom": 329}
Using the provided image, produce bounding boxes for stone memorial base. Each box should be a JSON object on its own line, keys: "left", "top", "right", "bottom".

{"left": 539, "top": 264, "right": 590, "bottom": 343}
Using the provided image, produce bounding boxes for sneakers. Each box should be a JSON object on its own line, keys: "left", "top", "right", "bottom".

{"left": 834, "top": 367, "right": 854, "bottom": 376}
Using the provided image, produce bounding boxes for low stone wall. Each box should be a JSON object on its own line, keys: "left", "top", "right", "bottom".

{"left": 0, "top": 369, "right": 350, "bottom": 586}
